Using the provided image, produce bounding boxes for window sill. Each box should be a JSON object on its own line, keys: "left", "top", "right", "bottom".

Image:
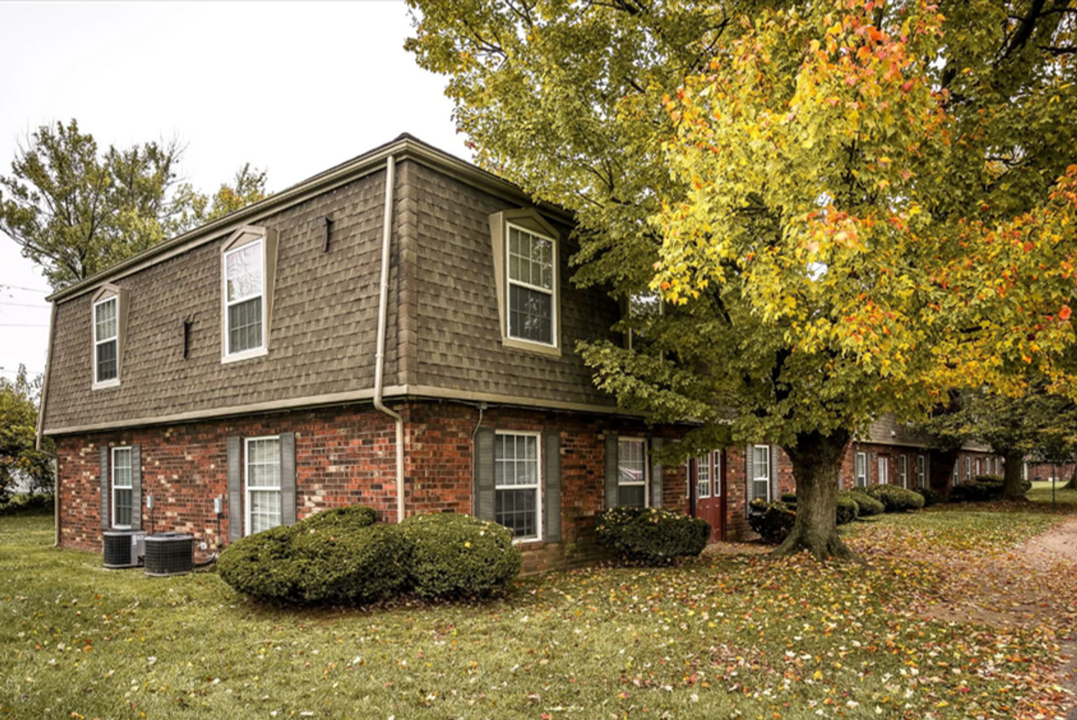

{"left": 512, "top": 536, "right": 544, "bottom": 546}
{"left": 92, "top": 379, "right": 121, "bottom": 391}
{"left": 221, "top": 347, "right": 268, "bottom": 365}
{"left": 501, "top": 337, "right": 561, "bottom": 358}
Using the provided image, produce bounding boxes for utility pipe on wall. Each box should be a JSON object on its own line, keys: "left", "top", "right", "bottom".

{"left": 373, "top": 155, "right": 406, "bottom": 523}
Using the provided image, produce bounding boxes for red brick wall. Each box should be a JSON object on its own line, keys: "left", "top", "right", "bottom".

{"left": 54, "top": 401, "right": 693, "bottom": 572}
{"left": 722, "top": 445, "right": 795, "bottom": 542}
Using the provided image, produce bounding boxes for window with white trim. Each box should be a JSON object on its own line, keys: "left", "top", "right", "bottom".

{"left": 111, "top": 446, "right": 133, "bottom": 528}
{"left": 975, "top": 458, "right": 982, "bottom": 477}
{"left": 855, "top": 452, "right": 868, "bottom": 487}
{"left": 94, "top": 296, "right": 119, "bottom": 384}
{"left": 964, "top": 456, "right": 972, "bottom": 482}
{"left": 617, "top": 438, "right": 648, "bottom": 507}
{"left": 495, "top": 432, "right": 542, "bottom": 540}
{"left": 696, "top": 455, "right": 711, "bottom": 499}
{"left": 246, "top": 436, "right": 282, "bottom": 535}
{"left": 224, "top": 239, "right": 265, "bottom": 356}
{"left": 713, "top": 451, "right": 722, "bottom": 496}
{"left": 995, "top": 457, "right": 1002, "bottom": 475}
{"left": 752, "top": 445, "right": 771, "bottom": 501}
{"left": 917, "top": 455, "right": 927, "bottom": 488}
{"left": 897, "top": 455, "right": 907, "bottom": 487}
{"left": 506, "top": 225, "right": 556, "bottom": 346}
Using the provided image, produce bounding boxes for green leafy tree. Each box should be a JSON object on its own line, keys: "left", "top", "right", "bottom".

{"left": 0, "top": 119, "right": 268, "bottom": 290}
{"left": 0, "top": 365, "right": 53, "bottom": 498}
{"left": 409, "top": 0, "right": 1077, "bottom": 559}
{"left": 918, "top": 385, "right": 1077, "bottom": 498}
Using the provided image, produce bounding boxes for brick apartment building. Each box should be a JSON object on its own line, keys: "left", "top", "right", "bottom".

{"left": 38, "top": 135, "right": 1001, "bottom": 571}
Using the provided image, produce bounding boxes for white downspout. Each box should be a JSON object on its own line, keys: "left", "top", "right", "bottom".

{"left": 374, "top": 155, "right": 405, "bottom": 523}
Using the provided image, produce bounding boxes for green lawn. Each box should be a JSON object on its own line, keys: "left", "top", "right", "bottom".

{"left": 0, "top": 509, "right": 1073, "bottom": 720}
{"left": 1028, "top": 480, "right": 1077, "bottom": 506}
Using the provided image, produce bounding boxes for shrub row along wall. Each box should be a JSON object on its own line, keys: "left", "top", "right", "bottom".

{"left": 53, "top": 401, "right": 690, "bottom": 572}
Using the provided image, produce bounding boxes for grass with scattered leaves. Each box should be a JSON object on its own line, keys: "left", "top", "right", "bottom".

{"left": 1, "top": 507, "right": 1074, "bottom": 720}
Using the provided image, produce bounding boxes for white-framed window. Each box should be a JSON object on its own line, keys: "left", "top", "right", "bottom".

{"left": 245, "top": 436, "right": 282, "bottom": 535}
{"left": 917, "top": 455, "right": 927, "bottom": 488}
{"left": 94, "top": 295, "right": 119, "bottom": 385}
{"left": 897, "top": 455, "right": 907, "bottom": 488}
{"left": 964, "top": 456, "right": 972, "bottom": 482}
{"left": 495, "top": 432, "right": 542, "bottom": 540}
{"left": 752, "top": 445, "right": 771, "bottom": 502}
{"left": 506, "top": 224, "right": 557, "bottom": 347}
{"left": 996, "top": 457, "right": 1002, "bottom": 475}
{"left": 855, "top": 452, "right": 868, "bottom": 487}
{"left": 617, "top": 437, "right": 648, "bottom": 507}
{"left": 713, "top": 450, "right": 722, "bottom": 497}
{"left": 975, "top": 458, "right": 982, "bottom": 477}
{"left": 223, "top": 238, "right": 265, "bottom": 358}
{"left": 877, "top": 457, "right": 889, "bottom": 485}
{"left": 696, "top": 455, "right": 711, "bottom": 499}
{"left": 111, "top": 446, "right": 133, "bottom": 528}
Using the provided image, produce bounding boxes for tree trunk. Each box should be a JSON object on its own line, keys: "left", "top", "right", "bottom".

{"left": 1064, "top": 464, "right": 1077, "bottom": 490}
{"left": 774, "top": 429, "right": 858, "bottom": 562}
{"left": 1002, "top": 449, "right": 1026, "bottom": 498}
{"left": 929, "top": 448, "right": 960, "bottom": 500}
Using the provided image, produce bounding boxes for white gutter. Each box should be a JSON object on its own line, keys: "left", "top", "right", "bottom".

{"left": 374, "top": 155, "right": 406, "bottom": 523}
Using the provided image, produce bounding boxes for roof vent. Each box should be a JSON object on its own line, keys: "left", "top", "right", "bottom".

{"left": 144, "top": 533, "right": 193, "bottom": 577}
{"left": 103, "top": 530, "right": 146, "bottom": 568}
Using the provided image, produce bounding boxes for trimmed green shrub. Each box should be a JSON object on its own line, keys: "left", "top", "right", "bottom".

{"left": 774, "top": 493, "right": 858, "bottom": 525}
{"left": 402, "top": 513, "right": 521, "bottom": 598}
{"left": 950, "top": 482, "right": 991, "bottom": 502}
{"left": 295, "top": 505, "right": 377, "bottom": 535}
{"left": 596, "top": 507, "right": 711, "bottom": 564}
{"left": 841, "top": 490, "right": 884, "bottom": 516}
{"left": 865, "top": 485, "right": 925, "bottom": 512}
{"left": 836, "top": 495, "right": 859, "bottom": 525}
{"left": 747, "top": 499, "right": 795, "bottom": 544}
{"left": 290, "top": 524, "right": 411, "bottom": 605}
{"left": 918, "top": 486, "right": 941, "bottom": 507}
{"left": 219, "top": 504, "right": 410, "bottom": 606}
{"left": 218, "top": 525, "right": 303, "bottom": 602}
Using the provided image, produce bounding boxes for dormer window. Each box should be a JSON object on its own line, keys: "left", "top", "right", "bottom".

{"left": 220, "top": 226, "right": 278, "bottom": 363}
{"left": 488, "top": 209, "right": 561, "bottom": 357}
{"left": 91, "top": 284, "right": 127, "bottom": 389}
{"left": 507, "top": 225, "right": 556, "bottom": 345}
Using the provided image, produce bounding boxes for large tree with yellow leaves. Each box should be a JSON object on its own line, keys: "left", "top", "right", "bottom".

{"left": 409, "top": 0, "right": 1077, "bottom": 559}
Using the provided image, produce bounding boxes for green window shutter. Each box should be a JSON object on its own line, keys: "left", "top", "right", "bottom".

{"left": 280, "top": 433, "right": 297, "bottom": 526}
{"left": 130, "top": 445, "right": 142, "bottom": 530}
{"left": 771, "top": 445, "right": 780, "bottom": 502}
{"left": 474, "top": 427, "right": 496, "bottom": 521}
{"left": 99, "top": 445, "right": 110, "bottom": 530}
{"left": 227, "top": 436, "right": 242, "bottom": 541}
{"left": 649, "top": 438, "right": 664, "bottom": 508}
{"left": 543, "top": 432, "right": 561, "bottom": 542}
{"left": 604, "top": 435, "right": 619, "bottom": 509}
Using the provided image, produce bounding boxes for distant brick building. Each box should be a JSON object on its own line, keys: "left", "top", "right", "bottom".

{"left": 40, "top": 135, "right": 1000, "bottom": 570}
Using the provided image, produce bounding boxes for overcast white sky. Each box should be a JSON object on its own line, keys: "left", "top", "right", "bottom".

{"left": 0, "top": 1, "right": 463, "bottom": 382}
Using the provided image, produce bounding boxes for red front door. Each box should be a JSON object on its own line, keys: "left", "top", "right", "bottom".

{"left": 692, "top": 451, "right": 726, "bottom": 541}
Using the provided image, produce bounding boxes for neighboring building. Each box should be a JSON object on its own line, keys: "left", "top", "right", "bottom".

{"left": 39, "top": 135, "right": 1003, "bottom": 568}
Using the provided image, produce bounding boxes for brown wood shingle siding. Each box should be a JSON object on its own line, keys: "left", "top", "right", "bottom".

{"left": 43, "top": 170, "right": 399, "bottom": 430}
{"left": 405, "top": 162, "right": 619, "bottom": 407}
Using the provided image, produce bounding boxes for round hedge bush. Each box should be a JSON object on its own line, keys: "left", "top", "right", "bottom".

{"left": 865, "top": 485, "right": 925, "bottom": 512}
{"left": 840, "top": 490, "right": 884, "bottom": 516}
{"left": 295, "top": 505, "right": 377, "bottom": 535}
{"left": 289, "top": 524, "right": 411, "bottom": 605}
{"left": 596, "top": 507, "right": 711, "bottom": 563}
{"left": 401, "top": 513, "right": 521, "bottom": 599}
{"left": 836, "top": 495, "right": 859, "bottom": 525}
{"left": 218, "top": 525, "right": 304, "bottom": 602}
{"left": 219, "top": 505, "right": 408, "bottom": 606}
{"left": 918, "top": 486, "right": 942, "bottom": 507}
{"left": 745, "top": 499, "right": 795, "bottom": 544}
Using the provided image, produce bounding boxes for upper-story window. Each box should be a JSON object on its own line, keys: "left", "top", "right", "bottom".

{"left": 224, "top": 239, "right": 264, "bottom": 355}
{"left": 488, "top": 209, "right": 561, "bottom": 356}
{"left": 220, "top": 226, "right": 278, "bottom": 363}
{"left": 94, "top": 296, "right": 119, "bottom": 384}
{"left": 506, "top": 224, "right": 556, "bottom": 346}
